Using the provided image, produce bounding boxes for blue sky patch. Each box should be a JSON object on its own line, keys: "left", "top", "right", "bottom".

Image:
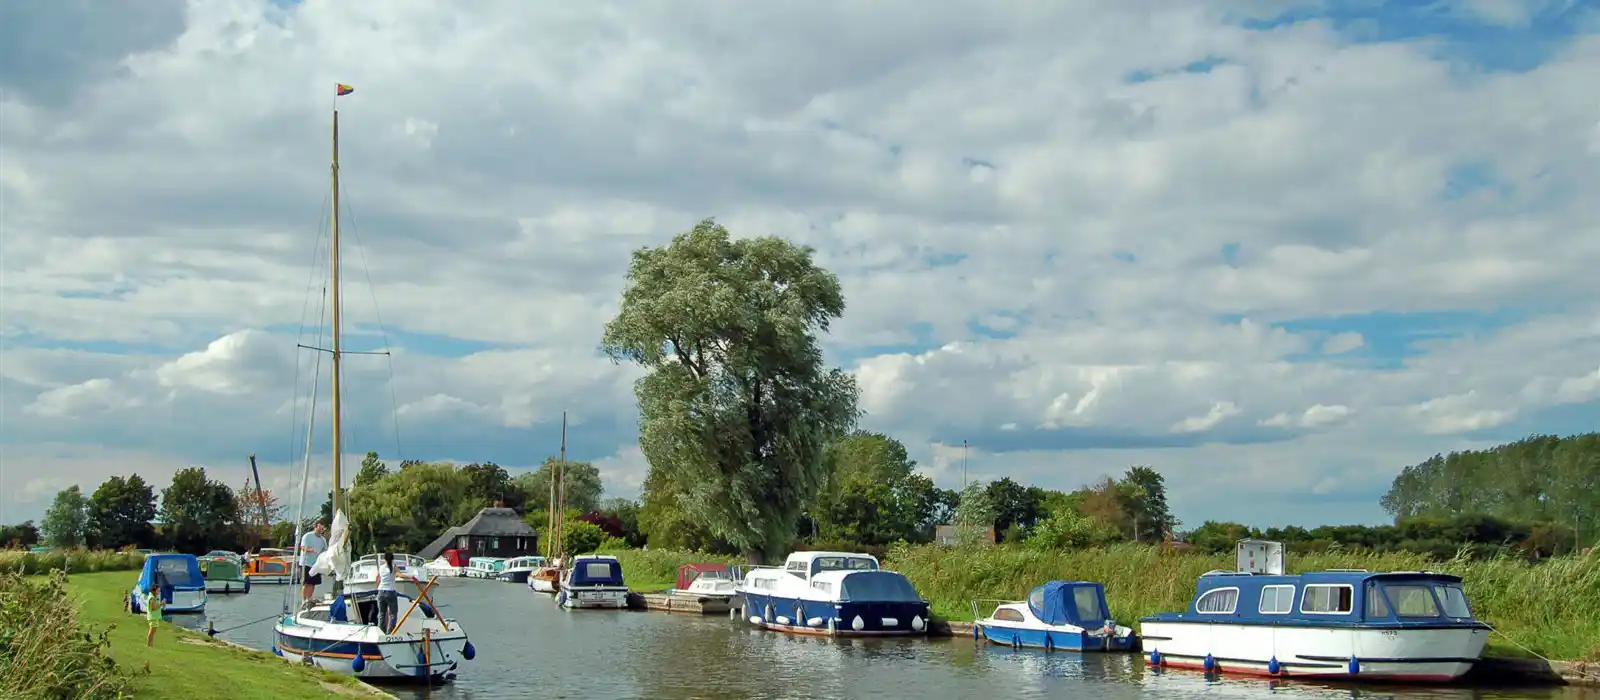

{"left": 1273, "top": 308, "right": 1527, "bottom": 368}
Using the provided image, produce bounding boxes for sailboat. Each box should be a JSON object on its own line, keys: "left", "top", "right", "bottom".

{"left": 527, "top": 413, "right": 567, "bottom": 596}
{"left": 271, "top": 85, "right": 476, "bottom": 682}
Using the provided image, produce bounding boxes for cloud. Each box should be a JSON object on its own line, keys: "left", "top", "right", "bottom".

{"left": 2, "top": 0, "right": 1598, "bottom": 529}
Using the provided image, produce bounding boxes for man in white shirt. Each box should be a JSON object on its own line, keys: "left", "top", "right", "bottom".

{"left": 299, "top": 522, "right": 327, "bottom": 604}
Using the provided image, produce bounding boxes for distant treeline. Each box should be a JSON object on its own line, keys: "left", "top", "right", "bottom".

{"left": 7, "top": 433, "right": 1597, "bottom": 563}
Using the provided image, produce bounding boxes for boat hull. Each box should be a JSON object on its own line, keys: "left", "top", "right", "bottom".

{"left": 499, "top": 570, "right": 533, "bottom": 583}
{"left": 741, "top": 593, "right": 930, "bottom": 637}
{"left": 131, "top": 587, "right": 207, "bottom": 614}
{"left": 1139, "top": 621, "right": 1489, "bottom": 682}
{"left": 558, "top": 586, "right": 628, "bottom": 609}
{"left": 978, "top": 621, "right": 1137, "bottom": 652}
{"left": 273, "top": 626, "right": 467, "bottom": 682}
{"left": 529, "top": 577, "right": 557, "bottom": 594}
{"left": 205, "top": 579, "right": 251, "bottom": 595}
{"left": 244, "top": 574, "right": 294, "bottom": 585}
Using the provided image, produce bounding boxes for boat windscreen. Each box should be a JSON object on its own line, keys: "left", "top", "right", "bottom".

{"left": 838, "top": 571, "right": 922, "bottom": 603}
{"left": 140, "top": 556, "right": 203, "bottom": 590}
{"left": 1028, "top": 581, "right": 1110, "bottom": 627}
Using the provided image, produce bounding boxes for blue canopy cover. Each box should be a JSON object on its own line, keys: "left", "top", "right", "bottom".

{"left": 1027, "top": 580, "right": 1112, "bottom": 627}
{"left": 569, "top": 559, "right": 624, "bottom": 586}
{"left": 137, "top": 554, "right": 205, "bottom": 594}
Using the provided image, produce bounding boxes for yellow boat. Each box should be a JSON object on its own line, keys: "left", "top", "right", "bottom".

{"left": 243, "top": 547, "right": 297, "bottom": 584}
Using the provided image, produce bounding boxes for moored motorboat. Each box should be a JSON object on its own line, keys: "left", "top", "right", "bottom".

{"left": 464, "top": 557, "right": 506, "bottom": 580}
{"left": 130, "top": 554, "right": 208, "bottom": 614}
{"left": 347, "top": 553, "right": 426, "bottom": 594}
{"left": 243, "top": 547, "right": 297, "bottom": 585}
{"left": 498, "top": 555, "right": 546, "bottom": 583}
{"left": 203, "top": 559, "right": 252, "bottom": 595}
{"left": 556, "top": 554, "right": 628, "bottom": 609}
{"left": 668, "top": 563, "right": 741, "bottom": 600}
{"left": 974, "top": 580, "right": 1136, "bottom": 651}
{"left": 738, "top": 551, "right": 930, "bottom": 636}
{"left": 528, "top": 565, "right": 561, "bottom": 594}
{"left": 1139, "top": 539, "right": 1490, "bottom": 682}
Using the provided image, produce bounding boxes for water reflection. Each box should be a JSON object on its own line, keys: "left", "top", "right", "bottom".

{"left": 193, "top": 580, "right": 1596, "bottom": 700}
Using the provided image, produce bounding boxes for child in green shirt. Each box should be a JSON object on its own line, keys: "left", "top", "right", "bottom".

{"left": 145, "top": 582, "right": 164, "bottom": 647}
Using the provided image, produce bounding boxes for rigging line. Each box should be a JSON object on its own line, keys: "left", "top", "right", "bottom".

{"left": 286, "top": 189, "right": 333, "bottom": 500}
{"left": 339, "top": 179, "right": 406, "bottom": 465}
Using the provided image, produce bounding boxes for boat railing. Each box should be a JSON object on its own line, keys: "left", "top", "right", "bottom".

{"left": 969, "top": 598, "right": 1026, "bottom": 620}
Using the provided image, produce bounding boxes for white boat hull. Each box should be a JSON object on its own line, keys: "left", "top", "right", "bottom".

{"left": 1140, "top": 621, "right": 1489, "bottom": 681}
{"left": 131, "top": 587, "right": 207, "bottom": 614}
{"left": 529, "top": 577, "right": 557, "bottom": 594}
{"left": 274, "top": 627, "right": 469, "bottom": 681}
{"left": 559, "top": 587, "right": 628, "bottom": 609}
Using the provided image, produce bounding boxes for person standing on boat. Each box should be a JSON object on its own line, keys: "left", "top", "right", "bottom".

{"left": 375, "top": 551, "right": 398, "bottom": 633}
{"left": 298, "top": 521, "right": 326, "bottom": 605}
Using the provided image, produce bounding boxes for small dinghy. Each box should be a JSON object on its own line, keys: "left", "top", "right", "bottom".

{"left": 974, "top": 580, "right": 1136, "bottom": 651}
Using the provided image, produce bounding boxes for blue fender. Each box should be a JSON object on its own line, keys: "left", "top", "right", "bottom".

{"left": 1148, "top": 648, "right": 1162, "bottom": 666}
{"left": 1203, "top": 654, "right": 1216, "bottom": 672}
{"left": 1268, "top": 657, "right": 1281, "bottom": 675}
{"left": 351, "top": 654, "right": 366, "bottom": 673}
{"left": 1348, "top": 656, "right": 1360, "bottom": 675}
{"left": 462, "top": 641, "right": 476, "bottom": 660}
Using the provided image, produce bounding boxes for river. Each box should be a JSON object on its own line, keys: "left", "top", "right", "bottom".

{"left": 194, "top": 577, "right": 1595, "bottom": 700}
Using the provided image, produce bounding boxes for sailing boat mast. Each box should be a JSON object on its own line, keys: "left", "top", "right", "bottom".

{"left": 556, "top": 412, "right": 567, "bottom": 559}
{"left": 330, "top": 108, "right": 345, "bottom": 518}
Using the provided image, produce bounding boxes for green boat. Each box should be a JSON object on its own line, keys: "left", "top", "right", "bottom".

{"left": 203, "top": 559, "right": 251, "bottom": 594}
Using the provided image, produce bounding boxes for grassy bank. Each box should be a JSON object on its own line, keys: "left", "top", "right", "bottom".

{"left": 45, "top": 570, "right": 384, "bottom": 699}
{"left": 608, "top": 547, "right": 741, "bottom": 591}
{"left": 0, "top": 549, "right": 147, "bottom": 576}
{"left": 884, "top": 543, "right": 1600, "bottom": 662}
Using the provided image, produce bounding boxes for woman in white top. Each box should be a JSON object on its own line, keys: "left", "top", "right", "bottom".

{"left": 375, "top": 552, "right": 399, "bottom": 633}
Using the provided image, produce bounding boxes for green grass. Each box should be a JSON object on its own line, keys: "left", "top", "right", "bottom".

{"left": 605, "top": 547, "right": 742, "bottom": 593}
{"left": 880, "top": 543, "right": 1600, "bottom": 662}
{"left": 59, "top": 571, "right": 386, "bottom": 699}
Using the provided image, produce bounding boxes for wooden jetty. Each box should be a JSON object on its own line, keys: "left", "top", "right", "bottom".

{"left": 632, "top": 591, "right": 736, "bottom": 615}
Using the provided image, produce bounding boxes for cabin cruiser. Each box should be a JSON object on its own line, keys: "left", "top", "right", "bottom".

{"left": 242, "top": 547, "right": 296, "bottom": 584}
{"left": 975, "top": 580, "right": 1136, "bottom": 651}
{"left": 557, "top": 554, "right": 628, "bottom": 609}
{"left": 131, "top": 554, "right": 208, "bottom": 614}
{"left": 497, "top": 556, "right": 546, "bottom": 583}
{"left": 203, "top": 558, "right": 251, "bottom": 595}
{"left": 738, "top": 551, "right": 930, "bottom": 636}
{"left": 669, "top": 563, "right": 741, "bottom": 600}
{"left": 1140, "top": 539, "right": 1490, "bottom": 682}
{"left": 464, "top": 557, "right": 506, "bottom": 580}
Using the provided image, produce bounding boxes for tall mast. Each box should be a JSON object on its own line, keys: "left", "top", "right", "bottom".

{"left": 330, "top": 108, "right": 345, "bottom": 518}
{"left": 556, "top": 411, "right": 567, "bottom": 558}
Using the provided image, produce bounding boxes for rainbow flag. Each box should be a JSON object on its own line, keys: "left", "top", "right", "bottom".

{"left": 336, "top": 83, "right": 354, "bottom": 96}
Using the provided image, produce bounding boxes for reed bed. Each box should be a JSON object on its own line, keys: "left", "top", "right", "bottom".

{"left": 0, "top": 570, "right": 134, "bottom": 700}
{"left": 0, "top": 549, "right": 147, "bottom": 577}
{"left": 882, "top": 543, "right": 1600, "bottom": 662}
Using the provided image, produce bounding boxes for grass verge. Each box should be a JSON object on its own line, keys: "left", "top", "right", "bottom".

{"left": 882, "top": 543, "right": 1600, "bottom": 662}
{"left": 58, "top": 570, "right": 386, "bottom": 700}
{"left": 0, "top": 549, "right": 147, "bottom": 576}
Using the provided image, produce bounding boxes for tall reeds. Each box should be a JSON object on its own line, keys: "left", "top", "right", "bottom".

{"left": 0, "top": 570, "right": 133, "bottom": 699}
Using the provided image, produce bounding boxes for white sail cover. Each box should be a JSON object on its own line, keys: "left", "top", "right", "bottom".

{"left": 311, "top": 508, "right": 352, "bottom": 581}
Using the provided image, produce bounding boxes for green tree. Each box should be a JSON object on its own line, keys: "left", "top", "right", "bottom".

{"left": 41, "top": 486, "right": 90, "bottom": 549}
{"left": 599, "top": 497, "right": 646, "bottom": 547}
{"left": 564, "top": 519, "right": 605, "bottom": 555}
{"left": 601, "top": 219, "right": 860, "bottom": 563}
{"left": 346, "top": 462, "right": 472, "bottom": 554}
{"left": 983, "top": 477, "right": 1043, "bottom": 539}
{"left": 813, "top": 431, "right": 935, "bottom": 545}
{"left": 1120, "top": 466, "right": 1178, "bottom": 542}
{"left": 460, "top": 461, "right": 521, "bottom": 510}
{"left": 159, "top": 468, "right": 238, "bottom": 553}
{"left": 355, "top": 452, "right": 390, "bottom": 488}
{"left": 950, "top": 481, "right": 996, "bottom": 545}
{"left": 0, "top": 521, "right": 41, "bottom": 548}
{"left": 86, "top": 474, "right": 157, "bottom": 549}
{"left": 635, "top": 468, "right": 722, "bottom": 551}
{"left": 514, "top": 458, "right": 604, "bottom": 514}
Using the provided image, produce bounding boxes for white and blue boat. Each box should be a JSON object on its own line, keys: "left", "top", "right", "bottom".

{"left": 1139, "top": 539, "right": 1490, "bottom": 682}
{"left": 557, "top": 554, "right": 629, "bottom": 609}
{"left": 974, "top": 581, "right": 1137, "bottom": 651}
{"left": 130, "top": 553, "right": 208, "bottom": 614}
{"left": 738, "top": 551, "right": 930, "bottom": 637}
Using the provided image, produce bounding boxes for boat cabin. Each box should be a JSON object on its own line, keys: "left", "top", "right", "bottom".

{"left": 466, "top": 557, "right": 506, "bottom": 578}
{"left": 133, "top": 554, "right": 208, "bottom": 613}
{"left": 999, "top": 581, "right": 1114, "bottom": 628}
{"left": 781, "top": 551, "right": 880, "bottom": 582}
{"left": 567, "top": 555, "right": 625, "bottom": 588}
{"left": 676, "top": 563, "right": 740, "bottom": 590}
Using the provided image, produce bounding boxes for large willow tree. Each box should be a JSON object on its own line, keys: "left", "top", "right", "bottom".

{"left": 602, "top": 219, "right": 860, "bottom": 562}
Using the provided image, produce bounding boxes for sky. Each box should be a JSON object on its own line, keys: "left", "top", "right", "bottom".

{"left": 2, "top": 0, "right": 1598, "bottom": 530}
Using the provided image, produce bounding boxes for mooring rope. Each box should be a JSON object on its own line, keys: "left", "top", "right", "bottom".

{"left": 206, "top": 613, "right": 282, "bottom": 636}
{"left": 1485, "top": 624, "right": 1600, "bottom": 682}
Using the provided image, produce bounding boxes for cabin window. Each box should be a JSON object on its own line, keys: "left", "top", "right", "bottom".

{"left": 1258, "top": 584, "right": 1295, "bottom": 614}
{"left": 1433, "top": 584, "right": 1472, "bottom": 618}
{"left": 993, "top": 608, "right": 1026, "bottom": 622}
{"left": 301, "top": 609, "right": 330, "bottom": 622}
{"left": 1195, "top": 588, "right": 1238, "bottom": 614}
{"left": 1074, "top": 587, "right": 1109, "bottom": 622}
{"left": 1385, "top": 585, "right": 1440, "bottom": 618}
{"left": 752, "top": 578, "right": 775, "bottom": 590}
{"left": 812, "top": 581, "right": 834, "bottom": 594}
{"left": 262, "top": 561, "right": 286, "bottom": 575}
{"left": 1365, "top": 583, "right": 1390, "bottom": 618}
{"left": 809, "top": 556, "right": 878, "bottom": 577}
{"left": 1301, "top": 584, "right": 1354, "bottom": 614}
{"left": 584, "top": 562, "right": 613, "bottom": 579}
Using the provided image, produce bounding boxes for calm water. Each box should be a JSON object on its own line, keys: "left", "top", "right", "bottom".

{"left": 193, "top": 578, "right": 1596, "bottom": 700}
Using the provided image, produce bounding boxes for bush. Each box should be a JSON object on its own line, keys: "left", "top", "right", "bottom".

{"left": 0, "top": 570, "right": 133, "bottom": 699}
{"left": 563, "top": 520, "right": 605, "bottom": 555}
{"left": 0, "top": 549, "right": 146, "bottom": 577}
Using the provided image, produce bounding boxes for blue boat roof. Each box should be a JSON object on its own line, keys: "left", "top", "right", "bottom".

{"left": 1028, "top": 580, "right": 1111, "bottom": 627}
{"left": 138, "top": 554, "right": 205, "bottom": 591}
{"left": 1196, "top": 569, "right": 1464, "bottom": 586}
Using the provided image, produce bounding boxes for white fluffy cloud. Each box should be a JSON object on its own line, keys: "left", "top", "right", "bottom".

{"left": 2, "top": 0, "right": 1597, "bottom": 528}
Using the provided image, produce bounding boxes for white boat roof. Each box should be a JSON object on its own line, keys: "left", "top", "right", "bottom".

{"left": 571, "top": 554, "right": 619, "bottom": 562}
{"left": 784, "top": 551, "right": 879, "bottom": 564}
